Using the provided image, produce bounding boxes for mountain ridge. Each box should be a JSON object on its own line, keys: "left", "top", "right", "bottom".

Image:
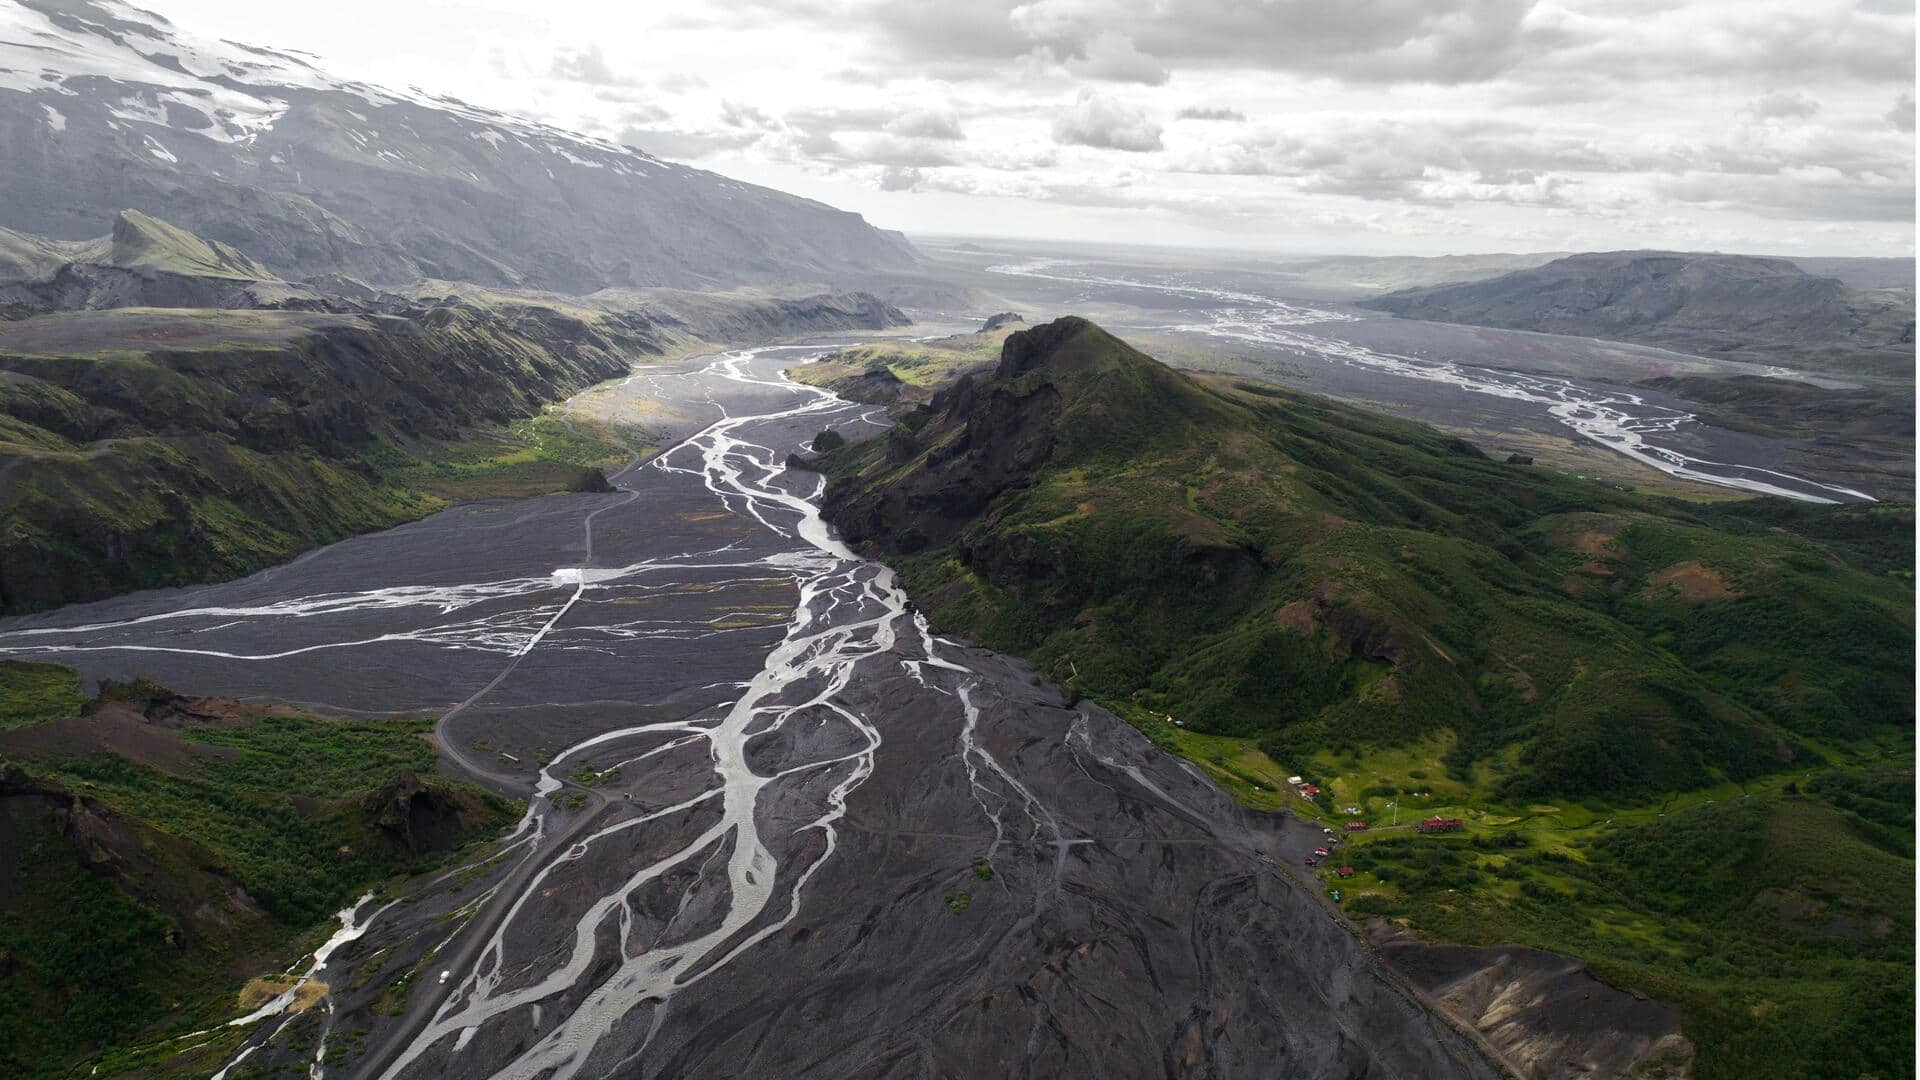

{"left": 819, "top": 317, "right": 1910, "bottom": 800}
{"left": 0, "top": 0, "right": 918, "bottom": 291}
{"left": 1360, "top": 249, "right": 1914, "bottom": 377}
{"left": 812, "top": 314, "right": 1914, "bottom": 1077}
{"left": 0, "top": 212, "right": 913, "bottom": 613}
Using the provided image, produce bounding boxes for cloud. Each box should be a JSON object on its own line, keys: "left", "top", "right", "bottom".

{"left": 720, "top": 100, "right": 777, "bottom": 129}
{"left": 1888, "top": 93, "right": 1916, "bottom": 132}
{"left": 1052, "top": 91, "right": 1163, "bottom": 152}
{"left": 1065, "top": 31, "right": 1169, "bottom": 85}
{"left": 885, "top": 110, "right": 965, "bottom": 140}
{"left": 1177, "top": 106, "right": 1245, "bottom": 121}
{"left": 502, "top": 0, "right": 1914, "bottom": 250}
{"left": 835, "top": 135, "right": 959, "bottom": 167}
{"left": 857, "top": 0, "right": 1540, "bottom": 85}
{"left": 549, "top": 45, "right": 628, "bottom": 86}
{"left": 1523, "top": 1, "right": 1914, "bottom": 86}
{"left": 1743, "top": 91, "right": 1820, "bottom": 122}
{"left": 617, "top": 125, "right": 763, "bottom": 160}
{"left": 878, "top": 165, "right": 923, "bottom": 190}
{"left": 1654, "top": 167, "right": 1914, "bottom": 221}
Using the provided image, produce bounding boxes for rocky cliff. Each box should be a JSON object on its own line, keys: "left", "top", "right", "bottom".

{"left": 0, "top": 215, "right": 913, "bottom": 613}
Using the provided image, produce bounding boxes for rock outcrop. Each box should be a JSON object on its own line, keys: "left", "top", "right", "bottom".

{"left": 0, "top": 216, "right": 912, "bottom": 614}
{"left": 1369, "top": 921, "right": 1694, "bottom": 1079}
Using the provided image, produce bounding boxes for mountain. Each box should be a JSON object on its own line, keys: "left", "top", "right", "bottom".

{"left": 0, "top": 209, "right": 323, "bottom": 310}
{"left": 813, "top": 316, "right": 1914, "bottom": 1076}
{"left": 819, "top": 317, "right": 1911, "bottom": 798}
{"left": 0, "top": 0, "right": 917, "bottom": 291}
{"left": 1360, "top": 251, "right": 1914, "bottom": 377}
{"left": 0, "top": 213, "right": 910, "bottom": 613}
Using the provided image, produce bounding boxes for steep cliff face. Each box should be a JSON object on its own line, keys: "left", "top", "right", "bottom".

{"left": 0, "top": 216, "right": 913, "bottom": 613}
{"left": 0, "top": 211, "right": 319, "bottom": 311}
{"left": 1367, "top": 921, "right": 1693, "bottom": 1079}
{"left": 0, "top": 1, "right": 918, "bottom": 291}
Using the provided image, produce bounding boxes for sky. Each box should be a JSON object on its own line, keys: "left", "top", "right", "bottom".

{"left": 149, "top": 0, "right": 1916, "bottom": 256}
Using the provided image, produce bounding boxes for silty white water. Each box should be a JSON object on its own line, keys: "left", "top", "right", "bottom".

{"left": 987, "top": 257, "right": 1875, "bottom": 504}
{"left": 356, "top": 348, "right": 1041, "bottom": 1079}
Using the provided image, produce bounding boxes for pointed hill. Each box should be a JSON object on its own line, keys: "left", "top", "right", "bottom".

{"left": 104, "top": 210, "right": 278, "bottom": 281}
{"left": 819, "top": 317, "right": 1912, "bottom": 802}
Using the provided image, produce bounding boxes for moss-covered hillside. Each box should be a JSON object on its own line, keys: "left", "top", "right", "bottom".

{"left": 0, "top": 663, "right": 516, "bottom": 1078}
{"left": 819, "top": 316, "right": 1913, "bottom": 803}
{"left": 0, "top": 304, "right": 647, "bottom": 614}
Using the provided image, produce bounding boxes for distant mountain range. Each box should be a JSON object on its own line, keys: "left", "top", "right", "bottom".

{"left": 1361, "top": 250, "right": 1914, "bottom": 377}
{"left": 0, "top": 0, "right": 918, "bottom": 291}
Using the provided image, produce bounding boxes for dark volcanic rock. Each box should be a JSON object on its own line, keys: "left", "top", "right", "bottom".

{"left": 979, "top": 311, "right": 1026, "bottom": 331}
{"left": 833, "top": 365, "right": 909, "bottom": 404}
{"left": 1506, "top": 453, "right": 1534, "bottom": 465}
{"left": 366, "top": 770, "right": 487, "bottom": 857}
{"left": 1369, "top": 920, "right": 1693, "bottom": 1079}
{"left": 641, "top": 647, "right": 1499, "bottom": 1078}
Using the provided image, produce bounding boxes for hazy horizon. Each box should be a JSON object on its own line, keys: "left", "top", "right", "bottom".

{"left": 129, "top": 0, "right": 1917, "bottom": 260}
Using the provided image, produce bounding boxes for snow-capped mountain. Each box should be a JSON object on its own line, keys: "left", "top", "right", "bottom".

{"left": 0, "top": 0, "right": 917, "bottom": 291}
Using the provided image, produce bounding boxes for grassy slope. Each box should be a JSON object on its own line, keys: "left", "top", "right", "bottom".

{"left": 819, "top": 317, "right": 1914, "bottom": 1076}
{"left": 0, "top": 664, "right": 516, "bottom": 1078}
{"left": 788, "top": 326, "right": 1010, "bottom": 401}
{"left": 0, "top": 268, "right": 912, "bottom": 614}
{"left": 0, "top": 306, "right": 649, "bottom": 614}
{"left": 107, "top": 210, "right": 277, "bottom": 281}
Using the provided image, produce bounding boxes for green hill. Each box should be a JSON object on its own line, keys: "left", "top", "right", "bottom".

{"left": 815, "top": 316, "right": 1914, "bottom": 1076}
{"left": 820, "top": 316, "right": 1911, "bottom": 802}
{"left": 104, "top": 210, "right": 279, "bottom": 281}
{"left": 0, "top": 665, "right": 516, "bottom": 1078}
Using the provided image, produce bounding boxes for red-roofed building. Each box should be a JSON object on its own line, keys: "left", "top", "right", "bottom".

{"left": 1299, "top": 784, "right": 1320, "bottom": 797}
{"left": 1335, "top": 866, "right": 1355, "bottom": 878}
{"left": 1344, "top": 821, "right": 1368, "bottom": 831}
{"left": 1416, "top": 817, "right": 1465, "bottom": 834}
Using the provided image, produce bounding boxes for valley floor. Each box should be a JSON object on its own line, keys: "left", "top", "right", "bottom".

{"left": 0, "top": 342, "right": 1496, "bottom": 1079}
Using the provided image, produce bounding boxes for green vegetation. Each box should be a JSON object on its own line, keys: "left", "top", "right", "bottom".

{"left": 0, "top": 659, "right": 84, "bottom": 729}
{"left": 365, "top": 413, "right": 637, "bottom": 502}
{"left": 0, "top": 669, "right": 516, "bottom": 1077}
{"left": 565, "top": 761, "right": 624, "bottom": 787}
{"left": 819, "top": 317, "right": 1915, "bottom": 1077}
{"left": 970, "top": 857, "right": 993, "bottom": 881}
{"left": 788, "top": 326, "right": 1010, "bottom": 403}
{"left": 943, "top": 888, "right": 972, "bottom": 913}
{"left": 106, "top": 209, "right": 277, "bottom": 280}
{"left": 1333, "top": 759, "right": 1913, "bottom": 1080}
{"left": 0, "top": 302, "right": 650, "bottom": 614}
{"left": 824, "top": 318, "right": 1912, "bottom": 804}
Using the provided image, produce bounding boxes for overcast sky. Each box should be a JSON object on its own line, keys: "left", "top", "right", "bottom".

{"left": 154, "top": 0, "right": 1915, "bottom": 256}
